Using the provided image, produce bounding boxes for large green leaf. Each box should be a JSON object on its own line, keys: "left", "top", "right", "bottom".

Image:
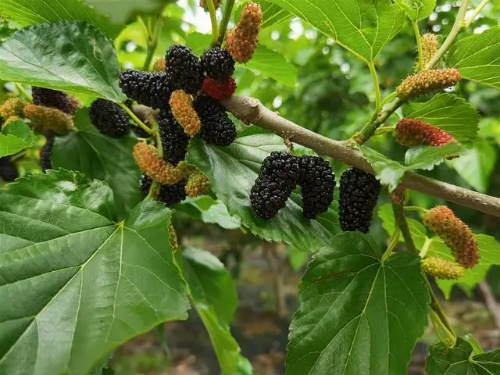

{"left": 265, "top": 0, "right": 405, "bottom": 62}
{"left": 286, "top": 232, "right": 429, "bottom": 375}
{"left": 84, "top": 0, "right": 168, "bottom": 24}
{"left": 52, "top": 109, "right": 142, "bottom": 220}
{"left": 448, "top": 26, "right": 500, "bottom": 91}
{"left": 0, "top": 170, "right": 189, "bottom": 375}
{"left": 187, "top": 130, "right": 341, "bottom": 252}
{"left": 403, "top": 93, "right": 479, "bottom": 143}
{"left": 0, "top": 120, "right": 36, "bottom": 157}
{"left": 425, "top": 338, "right": 500, "bottom": 374}
{"left": 176, "top": 247, "right": 240, "bottom": 375}
{"left": 261, "top": 1, "right": 293, "bottom": 29}
{"left": 0, "top": 21, "right": 126, "bottom": 102}
{"left": 394, "top": 0, "right": 436, "bottom": 21}
{"left": 0, "top": 0, "right": 122, "bottom": 39}
{"left": 179, "top": 196, "right": 242, "bottom": 230}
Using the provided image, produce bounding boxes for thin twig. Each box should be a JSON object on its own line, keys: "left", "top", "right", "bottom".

{"left": 412, "top": 20, "right": 423, "bottom": 71}
{"left": 206, "top": 0, "right": 219, "bottom": 46}
{"left": 463, "top": 0, "right": 490, "bottom": 28}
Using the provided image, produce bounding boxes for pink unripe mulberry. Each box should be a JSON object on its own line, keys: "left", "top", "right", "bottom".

{"left": 395, "top": 119, "right": 456, "bottom": 147}
{"left": 169, "top": 90, "right": 201, "bottom": 136}
{"left": 226, "top": 3, "right": 263, "bottom": 63}
{"left": 397, "top": 69, "right": 461, "bottom": 101}
{"left": 423, "top": 206, "right": 479, "bottom": 268}
{"left": 421, "top": 257, "right": 464, "bottom": 280}
{"left": 202, "top": 77, "right": 236, "bottom": 99}
{"left": 133, "top": 143, "right": 182, "bottom": 185}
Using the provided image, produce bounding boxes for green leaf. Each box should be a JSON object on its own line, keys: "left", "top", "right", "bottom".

{"left": 0, "top": 170, "right": 189, "bottom": 375}
{"left": 0, "top": 120, "right": 36, "bottom": 157}
{"left": 286, "top": 232, "right": 429, "bottom": 375}
{"left": 84, "top": 0, "right": 169, "bottom": 24}
{"left": 265, "top": 0, "right": 405, "bottom": 62}
{"left": 181, "top": 196, "right": 242, "bottom": 230}
{"left": 394, "top": 0, "right": 436, "bottom": 21}
{"left": 425, "top": 338, "right": 500, "bottom": 374}
{"left": 52, "top": 109, "right": 142, "bottom": 220}
{"left": 239, "top": 45, "right": 297, "bottom": 87}
{"left": 448, "top": 26, "right": 500, "bottom": 91}
{"left": 378, "top": 204, "right": 428, "bottom": 249}
{"left": 360, "top": 143, "right": 466, "bottom": 191}
{"left": 0, "top": 0, "right": 122, "bottom": 39}
{"left": 186, "top": 32, "right": 211, "bottom": 55}
{"left": 448, "top": 142, "right": 498, "bottom": 193}
{"left": 261, "top": 1, "right": 293, "bottom": 29}
{"left": 176, "top": 247, "right": 240, "bottom": 375}
{"left": 187, "top": 130, "right": 341, "bottom": 252}
{"left": 0, "top": 21, "right": 126, "bottom": 102}
{"left": 403, "top": 93, "right": 479, "bottom": 143}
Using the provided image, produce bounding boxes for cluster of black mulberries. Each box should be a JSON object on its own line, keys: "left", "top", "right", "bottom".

{"left": 140, "top": 175, "right": 187, "bottom": 205}
{"left": 0, "top": 156, "right": 18, "bottom": 182}
{"left": 339, "top": 167, "right": 381, "bottom": 233}
{"left": 166, "top": 45, "right": 205, "bottom": 94}
{"left": 119, "top": 70, "right": 173, "bottom": 110}
{"left": 158, "top": 109, "right": 190, "bottom": 165}
{"left": 194, "top": 96, "right": 236, "bottom": 146}
{"left": 32, "top": 87, "right": 79, "bottom": 115}
{"left": 251, "top": 152, "right": 336, "bottom": 220}
{"left": 89, "top": 99, "right": 130, "bottom": 138}
{"left": 201, "top": 47, "right": 235, "bottom": 81}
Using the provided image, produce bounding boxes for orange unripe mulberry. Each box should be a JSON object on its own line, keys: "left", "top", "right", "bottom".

{"left": 395, "top": 119, "right": 456, "bottom": 147}
{"left": 133, "top": 143, "right": 182, "bottom": 185}
{"left": 421, "top": 33, "right": 439, "bottom": 67}
{"left": 397, "top": 69, "right": 461, "bottom": 101}
{"left": 226, "top": 3, "right": 262, "bottom": 63}
{"left": 423, "top": 206, "right": 479, "bottom": 268}
{"left": 421, "top": 257, "right": 464, "bottom": 280}
{"left": 23, "top": 104, "right": 75, "bottom": 134}
{"left": 169, "top": 90, "right": 201, "bottom": 136}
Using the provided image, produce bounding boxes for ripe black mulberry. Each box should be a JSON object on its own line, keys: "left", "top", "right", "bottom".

{"left": 158, "top": 180, "right": 188, "bottom": 205}
{"left": 166, "top": 45, "right": 204, "bottom": 94}
{"left": 201, "top": 47, "right": 235, "bottom": 81}
{"left": 194, "top": 96, "right": 236, "bottom": 146}
{"left": 250, "top": 152, "right": 300, "bottom": 220}
{"left": 89, "top": 99, "right": 130, "bottom": 138}
{"left": 140, "top": 175, "right": 153, "bottom": 196}
{"left": 32, "top": 87, "right": 81, "bottom": 115}
{"left": 158, "top": 109, "right": 189, "bottom": 165}
{"left": 40, "top": 136, "right": 54, "bottom": 172}
{"left": 339, "top": 167, "right": 381, "bottom": 233}
{"left": 0, "top": 156, "right": 18, "bottom": 182}
{"left": 119, "top": 70, "right": 173, "bottom": 109}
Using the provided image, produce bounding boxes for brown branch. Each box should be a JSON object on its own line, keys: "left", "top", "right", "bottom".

{"left": 222, "top": 95, "right": 500, "bottom": 218}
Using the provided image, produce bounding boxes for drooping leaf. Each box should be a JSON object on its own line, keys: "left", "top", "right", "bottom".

{"left": 0, "top": 0, "right": 122, "bottom": 39}
{"left": 448, "top": 26, "right": 500, "bottom": 91}
{"left": 0, "top": 170, "right": 189, "bottom": 375}
{"left": 176, "top": 247, "right": 240, "bottom": 375}
{"left": 52, "top": 109, "right": 142, "bottom": 220}
{"left": 187, "top": 130, "right": 341, "bottom": 252}
{"left": 0, "top": 120, "right": 36, "bottom": 157}
{"left": 404, "top": 143, "right": 466, "bottom": 169}
{"left": 403, "top": 93, "right": 479, "bottom": 143}
{"left": 394, "top": 0, "right": 436, "bottom": 21}
{"left": 425, "top": 338, "right": 500, "bottom": 374}
{"left": 286, "top": 232, "right": 429, "bottom": 375}
{"left": 265, "top": 0, "right": 405, "bottom": 62}
{"left": 0, "top": 21, "right": 126, "bottom": 102}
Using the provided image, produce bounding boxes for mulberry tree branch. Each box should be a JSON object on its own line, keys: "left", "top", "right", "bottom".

{"left": 222, "top": 95, "right": 500, "bottom": 218}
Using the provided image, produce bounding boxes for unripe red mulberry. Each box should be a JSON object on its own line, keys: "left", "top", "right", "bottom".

{"left": 423, "top": 206, "right": 479, "bottom": 268}
{"left": 421, "top": 33, "right": 439, "bottom": 67}
{"left": 397, "top": 69, "right": 461, "bottom": 101}
{"left": 226, "top": 3, "right": 263, "bottom": 63}
{"left": 202, "top": 77, "right": 236, "bottom": 100}
{"left": 421, "top": 257, "right": 464, "bottom": 280}
{"left": 133, "top": 142, "right": 182, "bottom": 185}
{"left": 200, "top": 0, "right": 222, "bottom": 10}
{"left": 169, "top": 90, "right": 201, "bottom": 136}
{"left": 395, "top": 119, "right": 456, "bottom": 147}
{"left": 23, "top": 104, "right": 75, "bottom": 134}
{"left": 0, "top": 98, "right": 26, "bottom": 119}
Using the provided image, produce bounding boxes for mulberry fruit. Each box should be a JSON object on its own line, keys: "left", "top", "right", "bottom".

{"left": 166, "top": 45, "right": 204, "bottom": 94}
{"left": 0, "top": 156, "right": 18, "bottom": 182}
{"left": 397, "top": 68, "right": 461, "bottom": 101}
{"left": 200, "top": 0, "right": 222, "bottom": 11}
{"left": 423, "top": 206, "right": 479, "bottom": 268}
{"left": 250, "top": 152, "right": 300, "bottom": 220}
{"left": 395, "top": 118, "right": 456, "bottom": 147}
{"left": 158, "top": 180, "right": 188, "bottom": 205}
{"left": 194, "top": 96, "right": 236, "bottom": 146}
{"left": 133, "top": 142, "right": 182, "bottom": 185}
{"left": 421, "top": 257, "right": 464, "bottom": 280}
{"left": 339, "top": 167, "right": 381, "bottom": 233}
{"left": 421, "top": 33, "right": 439, "bottom": 67}
{"left": 32, "top": 87, "right": 81, "bottom": 115}
{"left": 184, "top": 169, "right": 211, "bottom": 197}
{"left": 0, "top": 98, "right": 26, "bottom": 119}
{"left": 169, "top": 90, "right": 201, "bottom": 136}
{"left": 140, "top": 174, "right": 153, "bottom": 196}
{"left": 201, "top": 47, "right": 235, "bottom": 81}
{"left": 226, "top": 3, "right": 263, "bottom": 63}
{"left": 202, "top": 77, "right": 236, "bottom": 100}
{"left": 23, "top": 104, "right": 75, "bottom": 134}
{"left": 297, "top": 155, "right": 335, "bottom": 219}
{"left": 89, "top": 99, "right": 130, "bottom": 138}
{"left": 40, "top": 136, "right": 54, "bottom": 172}
{"left": 119, "top": 70, "right": 173, "bottom": 109}
{"left": 158, "top": 109, "right": 189, "bottom": 165}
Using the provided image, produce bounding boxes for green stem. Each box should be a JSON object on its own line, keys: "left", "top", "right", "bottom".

{"left": 412, "top": 20, "right": 423, "bottom": 72}
{"left": 143, "top": 15, "right": 165, "bottom": 71}
{"left": 463, "top": 0, "right": 489, "bottom": 28}
{"left": 404, "top": 206, "right": 427, "bottom": 215}
{"left": 392, "top": 203, "right": 418, "bottom": 254}
{"left": 425, "top": 0, "right": 469, "bottom": 70}
{"left": 152, "top": 120, "right": 163, "bottom": 158}
{"left": 206, "top": 0, "right": 219, "bottom": 46}
{"left": 368, "top": 61, "right": 382, "bottom": 115}
{"left": 430, "top": 310, "right": 456, "bottom": 344}
{"left": 218, "top": 0, "right": 236, "bottom": 45}
{"left": 380, "top": 91, "right": 397, "bottom": 107}
{"left": 419, "top": 237, "right": 433, "bottom": 258}
{"left": 145, "top": 180, "right": 159, "bottom": 200}
{"left": 119, "top": 103, "right": 152, "bottom": 135}
{"left": 426, "top": 277, "right": 456, "bottom": 340}
{"left": 382, "top": 227, "right": 401, "bottom": 263}
{"left": 15, "top": 83, "right": 32, "bottom": 102}
{"left": 374, "top": 125, "right": 396, "bottom": 136}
